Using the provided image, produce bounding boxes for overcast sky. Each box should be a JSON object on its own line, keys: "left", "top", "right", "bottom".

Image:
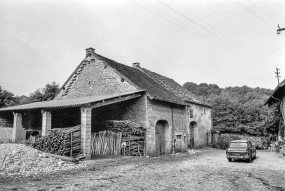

{"left": 0, "top": 0, "right": 285, "bottom": 96}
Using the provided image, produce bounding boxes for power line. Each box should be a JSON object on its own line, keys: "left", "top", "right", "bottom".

{"left": 140, "top": 0, "right": 235, "bottom": 51}
{"left": 156, "top": 0, "right": 214, "bottom": 35}
{"left": 130, "top": 0, "right": 273, "bottom": 78}
{"left": 170, "top": 0, "right": 273, "bottom": 73}
{"left": 155, "top": 0, "right": 273, "bottom": 74}
{"left": 235, "top": 0, "right": 274, "bottom": 28}
{"left": 247, "top": 0, "right": 277, "bottom": 25}
{"left": 129, "top": 1, "right": 194, "bottom": 35}
{"left": 129, "top": 0, "right": 230, "bottom": 51}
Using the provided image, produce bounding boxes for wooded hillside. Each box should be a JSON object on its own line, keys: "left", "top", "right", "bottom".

{"left": 183, "top": 82, "right": 282, "bottom": 136}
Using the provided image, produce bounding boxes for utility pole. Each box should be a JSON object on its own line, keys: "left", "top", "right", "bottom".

{"left": 277, "top": 24, "right": 285, "bottom": 35}
{"left": 275, "top": 68, "right": 281, "bottom": 85}
{"left": 276, "top": 25, "right": 283, "bottom": 85}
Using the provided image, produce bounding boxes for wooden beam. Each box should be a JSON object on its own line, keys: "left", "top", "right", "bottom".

{"left": 89, "top": 93, "right": 142, "bottom": 109}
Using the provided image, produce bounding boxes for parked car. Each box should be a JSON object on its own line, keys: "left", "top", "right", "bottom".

{"left": 226, "top": 140, "right": 256, "bottom": 162}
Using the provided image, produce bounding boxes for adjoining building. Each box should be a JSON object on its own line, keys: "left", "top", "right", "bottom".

{"left": 265, "top": 79, "right": 285, "bottom": 140}
{"left": 0, "top": 48, "right": 212, "bottom": 159}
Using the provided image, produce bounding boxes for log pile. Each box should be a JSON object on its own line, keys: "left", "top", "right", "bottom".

{"left": 104, "top": 120, "right": 146, "bottom": 156}
{"left": 32, "top": 125, "right": 81, "bottom": 157}
{"left": 91, "top": 131, "right": 122, "bottom": 155}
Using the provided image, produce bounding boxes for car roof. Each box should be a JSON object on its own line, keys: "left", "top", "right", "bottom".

{"left": 230, "top": 140, "right": 249, "bottom": 143}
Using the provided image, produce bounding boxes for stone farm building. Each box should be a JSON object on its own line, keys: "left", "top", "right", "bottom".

{"left": 265, "top": 79, "right": 285, "bottom": 140}
{"left": 0, "top": 48, "right": 212, "bottom": 159}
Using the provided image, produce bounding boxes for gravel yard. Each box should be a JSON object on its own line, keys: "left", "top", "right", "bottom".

{"left": 1, "top": 148, "right": 285, "bottom": 191}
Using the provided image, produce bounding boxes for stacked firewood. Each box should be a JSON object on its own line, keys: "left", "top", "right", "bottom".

{"left": 32, "top": 125, "right": 81, "bottom": 157}
{"left": 105, "top": 120, "right": 146, "bottom": 156}
{"left": 91, "top": 131, "right": 122, "bottom": 155}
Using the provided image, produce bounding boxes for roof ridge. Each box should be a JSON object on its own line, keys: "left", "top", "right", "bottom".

{"left": 140, "top": 68, "right": 206, "bottom": 105}
{"left": 135, "top": 66, "right": 185, "bottom": 103}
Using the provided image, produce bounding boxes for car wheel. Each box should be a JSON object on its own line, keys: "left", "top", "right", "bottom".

{"left": 228, "top": 158, "right": 232, "bottom": 162}
{"left": 248, "top": 156, "right": 252, "bottom": 163}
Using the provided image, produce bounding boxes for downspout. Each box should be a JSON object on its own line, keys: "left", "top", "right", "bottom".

{"left": 171, "top": 106, "right": 175, "bottom": 154}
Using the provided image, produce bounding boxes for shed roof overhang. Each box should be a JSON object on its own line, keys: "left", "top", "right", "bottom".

{"left": 264, "top": 80, "right": 285, "bottom": 106}
{"left": 0, "top": 90, "right": 144, "bottom": 112}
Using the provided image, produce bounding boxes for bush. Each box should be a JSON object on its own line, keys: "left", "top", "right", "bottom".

{"left": 217, "top": 135, "right": 241, "bottom": 149}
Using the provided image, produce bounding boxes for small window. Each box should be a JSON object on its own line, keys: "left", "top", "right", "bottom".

{"left": 230, "top": 142, "right": 247, "bottom": 147}
{"left": 190, "top": 109, "right": 193, "bottom": 118}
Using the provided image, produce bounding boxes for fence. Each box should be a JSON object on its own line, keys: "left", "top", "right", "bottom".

{"left": 91, "top": 131, "right": 122, "bottom": 155}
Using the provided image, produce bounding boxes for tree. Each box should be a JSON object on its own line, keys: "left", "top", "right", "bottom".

{"left": 29, "top": 82, "right": 60, "bottom": 103}
{"left": 183, "top": 81, "right": 273, "bottom": 135}
{"left": 183, "top": 82, "right": 221, "bottom": 103}
{"left": 0, "top": 86, "right": 16, "bottom": 108}
{"left": 10, "top": 95, "right": 30, "bottom": 106}
{"left": 183, "top": 82, "right": 198, "bottom": 95}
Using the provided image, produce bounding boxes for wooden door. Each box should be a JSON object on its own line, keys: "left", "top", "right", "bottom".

{"left": 155, "top": 122, "right": 165, "bottom": 156}
{"left": 190, "top": 126, "right": 194, "bottom": 148}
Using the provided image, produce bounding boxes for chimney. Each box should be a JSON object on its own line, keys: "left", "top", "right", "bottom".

{"left": 132, "top": 62, "right": 140, "bottom": 68}
{"left": 86, "top": 47, "right": 95, "bottom": 57}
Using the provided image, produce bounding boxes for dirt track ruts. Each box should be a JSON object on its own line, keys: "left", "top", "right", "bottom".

{"left": 1, "top": 148, "right": 285, "bottom": 191}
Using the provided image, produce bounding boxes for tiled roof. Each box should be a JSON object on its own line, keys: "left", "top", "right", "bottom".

{"left": 95, "top": 54, "right": 186, "bottom": 106}
{"left": 0, "top": 90, "right": 143, "bottom": 111}
{"left": 55, "top": 49, "right": 211, "bottom": 107}
{"left": 140, "top": 68, "right": 202, "bottom": 104}
{"left": 265, "top": 79, "right": 285, "bottom": 105}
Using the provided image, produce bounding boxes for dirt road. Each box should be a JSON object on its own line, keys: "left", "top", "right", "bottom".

{"left": 1, "top": 148, "right": 285, "bottom": 191}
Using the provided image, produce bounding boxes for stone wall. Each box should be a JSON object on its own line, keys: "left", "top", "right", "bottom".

{"left": 220, "top": 133, "right": 264, "bottom": 144}
{"left": 187, "top": 104, "right": 212, "bottom": 148}
{"left": 0, "top": 127, "right": 13, "bottom": 143}
{"left": 213, "top": 133, "right": 267, "bottom": 149}
{"left": 55, "top": 56, "right": 137, "bottom": 100}
{"left": 146, "top": 99, "right": 188, "bottom": 156}
{"left": 91, "top": 96, "right": 147, "bottom": 132}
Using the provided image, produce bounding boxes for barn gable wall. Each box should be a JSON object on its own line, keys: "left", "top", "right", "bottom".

{"left": 55, "top": 56, "right": 137, "bottom": 100}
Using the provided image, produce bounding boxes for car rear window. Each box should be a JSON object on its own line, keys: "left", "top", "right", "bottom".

{"left": 230, "top": 142, "right": 247, "bottom": 147}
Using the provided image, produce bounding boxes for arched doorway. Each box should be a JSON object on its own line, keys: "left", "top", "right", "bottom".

{"left": 155, "top": 120, "right": 171, "bottom": 156}
{"left": 189, "top": 121, "right": 198, "bottom": 148}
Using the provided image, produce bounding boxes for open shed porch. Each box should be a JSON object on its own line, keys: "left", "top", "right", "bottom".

{"left": 0, "top": 90, "right": 144, "bottom": 159}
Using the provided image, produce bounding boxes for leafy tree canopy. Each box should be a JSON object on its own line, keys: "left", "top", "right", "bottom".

{"left": 183, "top": 82, "right": 278, "bottom": 136}
{"left": 28, "top": 82, "right": 60, "bottom": 103}
{"left": 0, "top": 86, "right": 16, "bottom": 108}
{"left": 1, "top": 82, "right": 60, "bottom": 107}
